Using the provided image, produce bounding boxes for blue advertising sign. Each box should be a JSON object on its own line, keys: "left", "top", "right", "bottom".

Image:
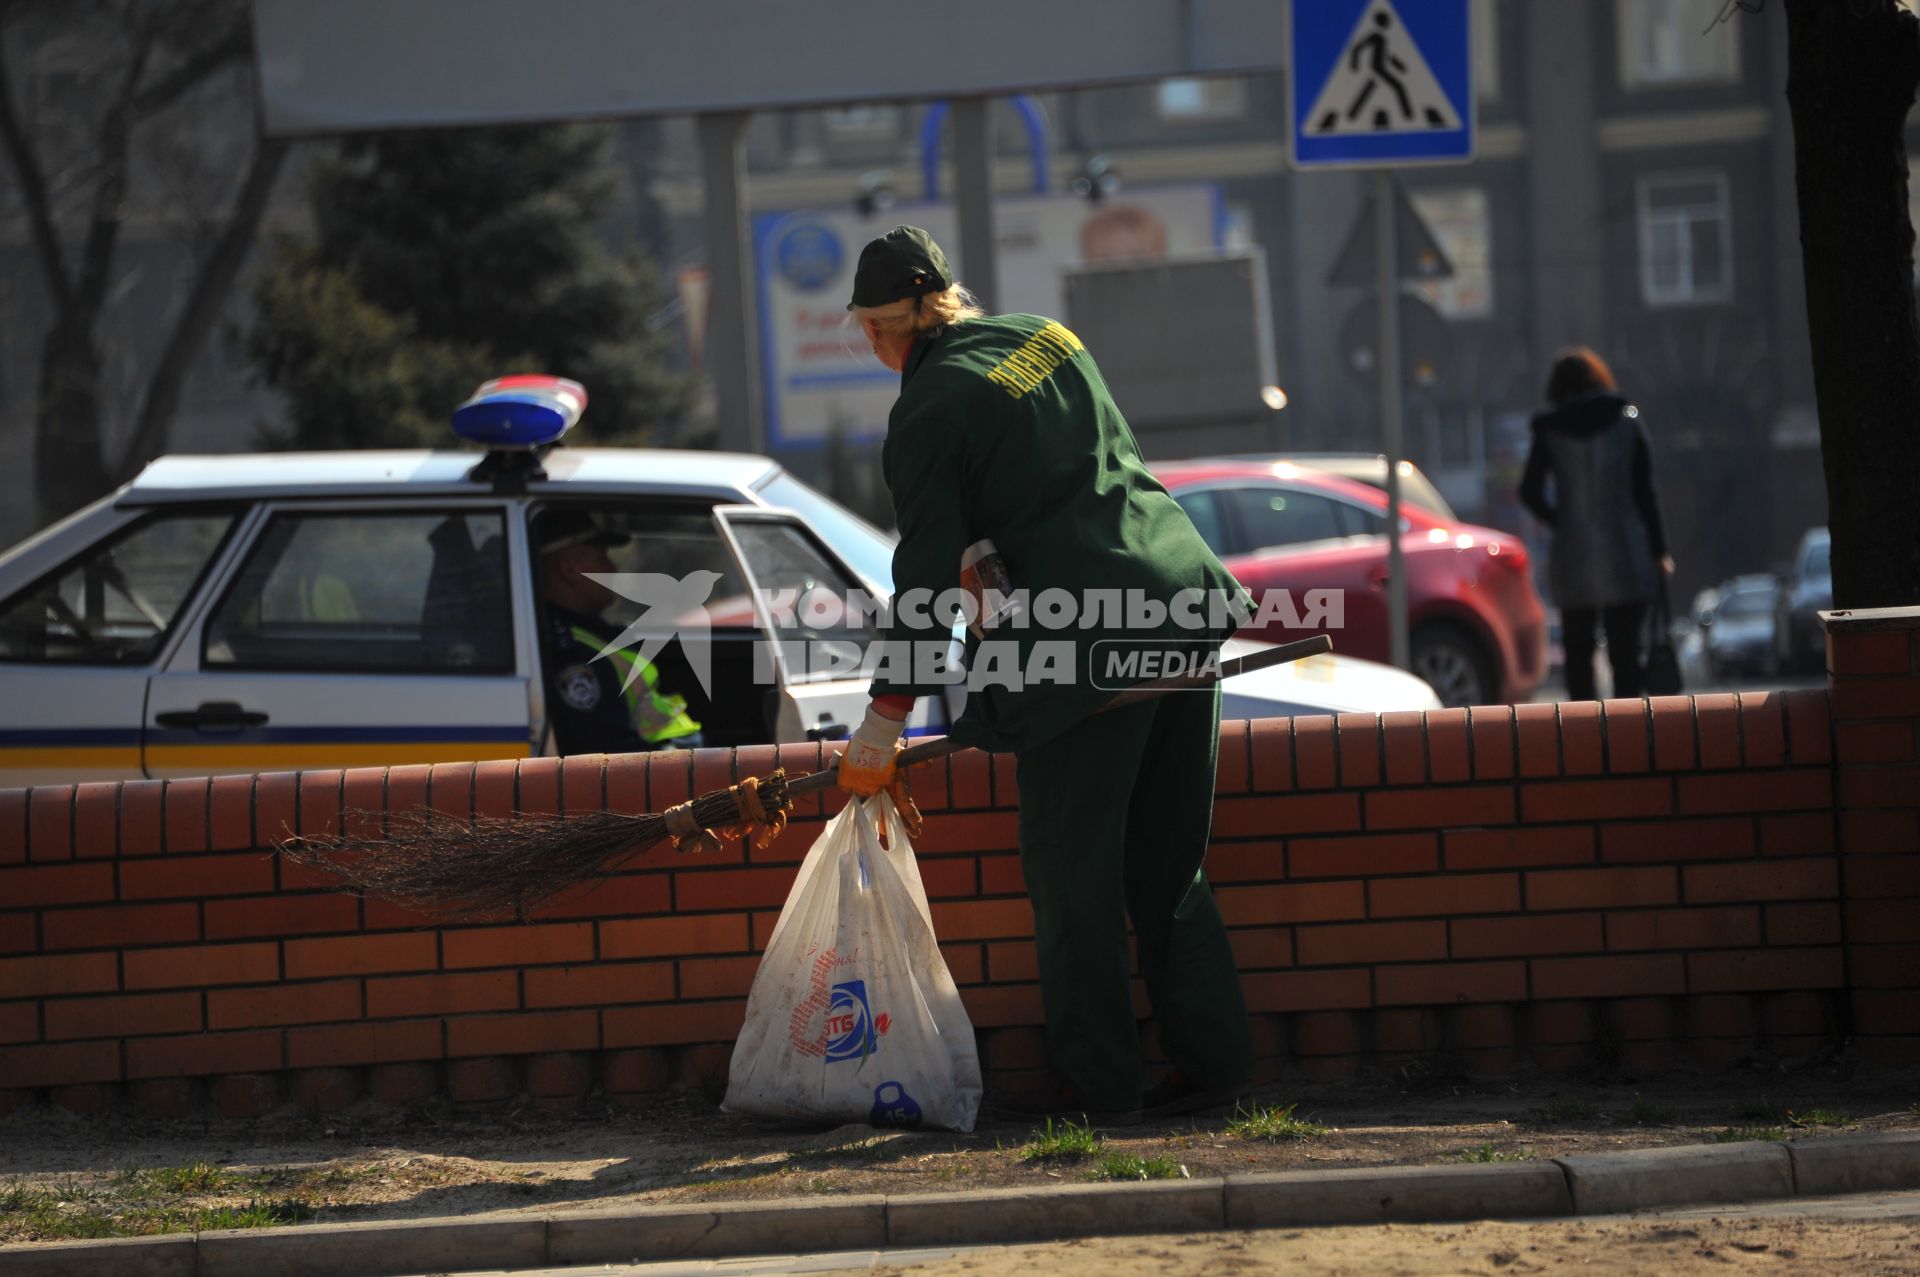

{"left": 1290, "top": 0, "right": 1475, "bottom": 169}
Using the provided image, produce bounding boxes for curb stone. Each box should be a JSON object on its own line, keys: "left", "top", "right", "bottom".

{"left": 3, "top": 1133, "right": 1918, "bottom": 1277}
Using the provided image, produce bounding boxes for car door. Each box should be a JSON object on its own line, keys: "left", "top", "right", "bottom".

{"left": 143, "top": 500, "right": 536, "bottom": 779}
{"left": 712, "top": 505, "right": 945, "bottom": 743}
{"left": 0, "top": 505, "right": 248, "bottom": 786}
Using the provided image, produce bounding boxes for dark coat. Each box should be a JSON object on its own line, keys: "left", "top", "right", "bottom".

{"left": 1519, "top": 393, "right": 1669, "bottom": 610}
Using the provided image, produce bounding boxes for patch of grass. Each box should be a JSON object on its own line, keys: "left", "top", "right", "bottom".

{"left": 1090, "top": 1151, "right": 1188, "bottom": 1182}
{"left": 1019, "top": 1117, "right": 1100, "bottom": 1162}
{"left": 1714, "top": 1126, "right": 1788, "bottom": 1144}
{"left": 1788, "top": 1108, "right": 1850, "bottom": 1129}
{"left": 1530, "top": 1095, "right": 1601, "bottom": 1124}
{"left": 117, "top": 1162, "right": 240, "bottom": 1200}
{"left": 1225, "top": 1102, "right": 1326, "bottom": 1142}
{"left": 1613, "top": 1095, "right": 1678, "bottom": 1126}
{"left": 1453, "top": 1144, "right": 1527, "bottom": 1163}
{"left": 0, "top": 1176, "right": 306, "bottom": 1243}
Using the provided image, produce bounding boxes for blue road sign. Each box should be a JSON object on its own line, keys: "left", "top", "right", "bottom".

{"left": 1290, "top": 0, "right": 1475, "bottom": 169}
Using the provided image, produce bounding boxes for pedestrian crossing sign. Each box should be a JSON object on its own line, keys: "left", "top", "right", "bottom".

{"left": 1290, "top": 0, "right": 1475, "bottom": 169}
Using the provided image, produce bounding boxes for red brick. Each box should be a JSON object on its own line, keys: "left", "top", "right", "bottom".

{"left": 1369, "top": 873, "right": 1519, "bottom": 918}
{"left": 447, "top": 1056, "right": 517, "bottom": 1105}
{"left": 0, "top": 951, "right": 116, "bottom": 999}
{"left": 1605, "top": 907, "right": 1760, "bottom": 951}
{"left": 1382, "top": 710, "right": 1428, "bottom": 783}
{"left": 1375, "top": 961, "right": 1527, "bottom": 1006}
{"left": 676, "top": 1042, "right": 732, "bottom": 1088}
{"left": 210, "top": 979, "right": 361, "bottom": 1029}
{"left": 982, "top": 1026, "right": 1050, "bottom": 1070}
{"left": 1840, "top": 811, "right": 1920, "bottom": 854}
{"left": 1607, "top": 998, "right": 1680, "bottom": 1041}
{"left": 388, "top": 763, "right": 433, "bottom": 825}
{"left": 1212, "top": 793, "right": 1360, "bottom": 839}
{"left": 447, "top": 1009, "right": 598, "bottom": 1057}
{"left": 1446, "top": 1004, "right": 1518, "bottom": 1048}
{"left": 1250, "top": 718, "right": 1294, "bottom": 792}
{"left": 1469, "top": 706, "right": 1516, "bottom": 780}
{"left": 122, "top": 853, "right": 276, "bottom": 901}
{"left": 1850, "top": 991, "right": 1920, "bottom": 1037}
{"left": 0, "top": 862, "right": 114, "bottom": 908}
{"left": 1683, "top": 993, "right": 1758, "bottom": 1039}
{"left": 0, "top": 1041, "right": 120, "bottom": 1088}
{"left": 600, "top": 913, "right": 750, "bottom": 960}
{"left": 127, "top": 1029, "right": 282, "bottom": 1080}
{"left": 1215, "top": 719, "right": 1250, "bottom": 794}
{"left": 48, "top": 1085, "right": 111, "bottom": 1114}
{"left": 929, "top": 898, "right": 1034, "bottom": 940}
{"left": 293, "top": 769, "right": 342, "bottom": 838}
{"left": 442, "top": 922, "right": 593, "bottom": 970}
{"left": 1829, "top": 629, "right": 1915, "bottom": 676}
{"left": 1847, "top": 944, "right": 1920, "bottom": 988}
{"left": 1786, "top": 689, "right": 1833, "bottom": 763}
{"left": 1289, "top": 1009, "right": 1364, "bottom": 1055}
{"left": 602, "top": 1048, "right": 671, "bottom": 1096}
{"left": 43, "top": 902, "right": 200, "bottom": 951}
{"left": 1524, "top": 1000, "right": 1596, "bottom": 1046}
{"left": 252, "top": 772, "right": 298, "bottom": 847}
{"left": 117, "top": 779, "right": 164, "bottom": 855}
{"left": 1364, "top": 786, "right": 1514, "bottom": 831}
{"left": 360, "top": 896, "right": 450, "bottom": 932}
{"left": 1846, "top": 899, "right": 1916, "bottom": 943}
{"left": 1838, "top": 766, "right": 1920, "bottom": 810}
{"left": 1202, "top": 842, "right": 1284, "bottom": 884}
{"left": 0, "top": 790, "right": 25, "bottom": 864}
{"left": 1836, "top": 721, "right": 1917, "bottom": 765}
{"left": 128, "top": 1077, "right": 197, "bottom": 1118}
{"left": 123, "top": 941, "right": 278, "bottom": 990}
{"left": 1296, "top": 920, "right": 1445, "bottom": 966}
{"left": 1293, "top": 716, "right": 1337, "bottom": 789}
{"left": 1759, "top": 812, "right": 1837, "bottom": 858}
{"left": 529, "top": 874, "right": 674, "bottom": 921}
{"left": 1691, "top": 694, "right": 1740, "bottom": 770}
{"left": 420, "top": 762, "right": 473, "bottom": 822}
{"left": 676, "top": 955, "right": 763, "bottom": 1000}
{"left": 1764, "top": 990, "right": 1840, "bottom": 1036}
{"left": 69, "top": 784, "right": 114, "bottom": 860}
{"left": 1688, "top": 947, "right": 1844, "bottom": 993}
{"left": 1649, "top": 696, "right": 1697, "bottom": 770}
{"left": 28, "top": 785, "right": 73, "bottom": 862}
{"left": 689, "top": 747, "right": 733, "bottom": 809}
{"left": 941, "top": 941, "right": 986, "bottom": 985}
{"left": 522, "top": 963, "right": 678, "bottom": 1012}
{"left": 513, "top": 757, "right": 561, "bottom": 815}
{"left": 894, "top": 811, "right": 1020, "bottom": 855}
{"left": 1445, "top": 826, "right": 1594, "bottom": 870}
{"left": 204, "top": 894, "right": 359, "bottom": 941}
{"left": 285, "top": 933, "right": 437, "bottom": 979}
{"left": 290, "top": 1019, "right": 443, "bottom": 1069}
{"left": 1526, "top": 865, "right": 1677, "bottom": 911}
{"left": 208, "top": 775, "right": 253, "bottom": 851}
{"left": 1514, "top": 703, "right": 1560, "bottom": 779}
{"left": 1216, "top": 880, "right": 1366, "bottom": 927}
{"left": 960, "top": 983, "right": 1047, "bottom": 1027}
{"left": 603, "top": 1000, "right": 747, "bottom": 1047}
{"left": 1290, "top": 833, "right": 1436, "bottom": 879}
{"left": 1602, "top": 699, "right": 1652, "bottom": 774}
{"left": 1599, "top": 817, "right": 1754, "bottom": 864}
{"left": 948, "top": 749, "right": 992, "bottom": 809}
{"left": 1530, "top": 953, "right": 1685, "bottom": 999}
{"left": 363, "top": 1060, "right": 439, "bottom": 1105}
{"left": 161, "top": 777, "right": 209, "bottom": 853}
{"left": 1336, "top": 713, "right": 1381, "bottom": 787}
{"left": 1452, "top": 913, "right": 1602, "bottom": 959}
{"left": 463, "top": 758, "right": 515, "bottom": 822}
{"left": 916, "top": 855, "right": 978, "bottom": 900}
{"left": 1227, "top": 928, "right": 1293, "bottom": 970}
{"left": 0, "top": 1000, "right": 37, "bottom": 1044}
{"left": 674, "top": 866, "right": 804, "bottom": 912}
{"left": 598, "top": 754, "right": 648, "bottom": 820}
{"left": 1766, "top": 902, "right": 1843, "bottom": 946}
{"left": 368, "top": 970, "right": 519, "bottom": 1018}
{"left": 1559, "top": 702, "right": 1605, "bottom": 776}
{"left": 526, "top": 1051, "right": 592, "bottom": 1102}
{"left": 210, "top": 1072, "right": 283, "bottom": 1117}
{"left": 1848, "top": 854, "right": 1920, "bottom": 897}
{"left": 991, "top": 750, "right": 1020, "bottom": 807}
{"left": 1425, "top": 708, "right": 1471, "bottom": 784}
{"left": 558, "top": 754, "right": 604, "bottom": 816}
{"left": 45, "top": 990, "right": 201, "bottom": 1041}
{"left": 1370, "top": 1007, "right": 1437, "bottom": 1053}
{"left": 0, "top": 913, "right": 31, "bottom": 955}
{"left": 1521, "top": 778, "right": 1671, "bottom": 823}
{"left": 286, "top": 1066, "right": 362, "bottom": 1113}
{"left": 1683, "top": 858, "right": 1838, "bottom": 904}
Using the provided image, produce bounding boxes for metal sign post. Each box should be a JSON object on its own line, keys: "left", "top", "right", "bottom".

{"left": 1374, "top": 170, "right": 1409, "bottom": 671}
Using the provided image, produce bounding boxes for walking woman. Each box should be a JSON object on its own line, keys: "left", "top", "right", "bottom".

{"left": 834, "top": 226, "right": 1254, "bottom": 1122}
{"left": 1519, "top": 347, "right": 1675, "bottom": 701}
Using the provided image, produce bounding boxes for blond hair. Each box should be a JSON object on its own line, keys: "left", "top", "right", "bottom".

{"left": 851, "top": 283, "right": 985, "bottom": 341}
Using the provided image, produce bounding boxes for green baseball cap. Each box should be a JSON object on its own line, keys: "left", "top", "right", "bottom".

{"left": 847, "top": 226, "right": 954, "bottom": 310}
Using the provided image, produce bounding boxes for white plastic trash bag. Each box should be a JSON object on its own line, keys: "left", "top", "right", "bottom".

{"left": 723, "top": 791, "right": 982, "bottom": 1132}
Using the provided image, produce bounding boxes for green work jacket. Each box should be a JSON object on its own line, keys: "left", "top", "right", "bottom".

{"left": 872, "top": 313, "right": 1248, "bottom": 753}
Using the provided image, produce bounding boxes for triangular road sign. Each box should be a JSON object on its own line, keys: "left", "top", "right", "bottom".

{"left": 1327, "top": 182, "right": 1454, "bottom": 287}
{"left": 1304, "top": 0, "right": 1463, "bottom": 137}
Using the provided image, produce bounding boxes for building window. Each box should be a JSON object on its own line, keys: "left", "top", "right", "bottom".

{"left": 1408, "top": 187, "right": 1495, "bottom": 319}
{"left": 1156, "top": 77, "right": 1247, "bottom": 122}
{"left": 1619, "top": 0, "right": 1740, "bottom": 88}
{"left": 1473, "top": 0, "right": 1500, "bottom": 103}
{"left": 1637, "top": 172, "right": 1733, "bottom": 307}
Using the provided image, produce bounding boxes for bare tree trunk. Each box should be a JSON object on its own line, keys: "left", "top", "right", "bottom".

{"left": 1785, "top": 0, "right": 1920, "bottom": 609}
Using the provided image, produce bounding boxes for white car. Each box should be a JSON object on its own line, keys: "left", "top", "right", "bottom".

{"left": 0, "top": 443, "right": 1438, "bottom": 788}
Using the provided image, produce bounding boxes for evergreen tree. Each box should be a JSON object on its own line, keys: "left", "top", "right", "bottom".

{"left": 248, "top": 123, "right": 688, "bottom": 449}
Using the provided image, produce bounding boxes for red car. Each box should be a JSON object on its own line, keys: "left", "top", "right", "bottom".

{"left": 1152, "top": 460, "right": 1547, "bottom": 707}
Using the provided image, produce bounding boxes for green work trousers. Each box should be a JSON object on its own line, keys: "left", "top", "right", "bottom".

{"left": 1014, "top": 683, "right": 1254, "bottom": 1110}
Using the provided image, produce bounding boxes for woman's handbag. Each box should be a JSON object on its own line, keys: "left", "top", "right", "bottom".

{"left": 1644, "top": 576, "right": 1684, "bottom": 697}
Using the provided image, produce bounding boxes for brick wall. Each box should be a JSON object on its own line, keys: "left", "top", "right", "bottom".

{"left": 2, "top": 611, "right": 1916, "bottom": 1117}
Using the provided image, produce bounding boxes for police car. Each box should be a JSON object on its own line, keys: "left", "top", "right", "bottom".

{"left": 0, "top": 377, "right": 1439, "bottom": 787}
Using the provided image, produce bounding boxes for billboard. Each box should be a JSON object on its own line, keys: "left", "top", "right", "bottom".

{"left": 755, "top": 185, "right": 1222, "bottom": 449}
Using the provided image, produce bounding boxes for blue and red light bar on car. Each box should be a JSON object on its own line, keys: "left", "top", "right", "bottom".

{"left": 451, "top": 375, "right": 588, "bottom": 448}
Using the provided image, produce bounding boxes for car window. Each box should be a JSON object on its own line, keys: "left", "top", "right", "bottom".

{"left": 754, "top": 472, "right": 897, "bottom": 592}
{"left": 203, "top": 510, "right": 513, "bottom": 673}
{"left": 1720, "top": 588, "right": 1772, "bottom": 619}
{"left": 0, "top": 510, "right": 237, "bottom": 664}
{"left": 1332, "top": 501, "right": 1389, "bottom": 537}
{"left": 1223, "top": 486, "right": 1346, "bottom": 550}
{"left": 1174, "top": 490, "right": 1233, "bottom": 557}
{"left": 1803, "top": 538, "right": 1830, "bottom": 579}
{"left": 723, "top": 519, "right": 877, "bottom": 645}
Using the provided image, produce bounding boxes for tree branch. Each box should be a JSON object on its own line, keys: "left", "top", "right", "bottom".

{"left": 67, "top": 27, "right": 152, "bottom": 325}
{"left": 118, "top": 135, "right": 288, "bottom": 478}
{"left": 0, "top": 12, "right": 73, "bottom": 310}
{"left": 132, "top": 24, "right": 246, "bottom": 116}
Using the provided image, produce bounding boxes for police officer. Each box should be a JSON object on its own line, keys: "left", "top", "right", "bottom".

{"left": 836, "top": 227, "right": 1254, "bottom": 1122}
{"left": 538, "top": 510, "right": 702, "bottom": 755}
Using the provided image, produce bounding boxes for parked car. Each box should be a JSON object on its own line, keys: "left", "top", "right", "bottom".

{"left": 0, "top": 437, "right": 1439, "bottom": 789}
{"left": 1211, "top": 453, "right": 1459, "bottom": 520}
{"left": 1151, "top": 459, "right": 1547, "bottom": 708}
{"left": 1772, "top": 527, "right": 1831, "bottom": 675}
{"left": 1691, "top": 574, "right": 1779, "bottom": 679}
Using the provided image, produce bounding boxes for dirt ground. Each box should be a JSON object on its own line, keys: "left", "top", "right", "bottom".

{"left": 3, "top": 1058, "right": 1917, "bottom": 1246}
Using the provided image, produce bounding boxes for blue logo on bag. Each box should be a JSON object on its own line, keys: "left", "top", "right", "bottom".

{"left": 870, "top": 1081, "right": 923, "bottom": 1128}
{"left": 825, "top": 979, "right": 876, "bottom": 1062}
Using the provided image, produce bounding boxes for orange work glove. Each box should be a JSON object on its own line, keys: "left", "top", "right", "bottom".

{"left": 837, "top": 703, "right": 906, "bottom": 795}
